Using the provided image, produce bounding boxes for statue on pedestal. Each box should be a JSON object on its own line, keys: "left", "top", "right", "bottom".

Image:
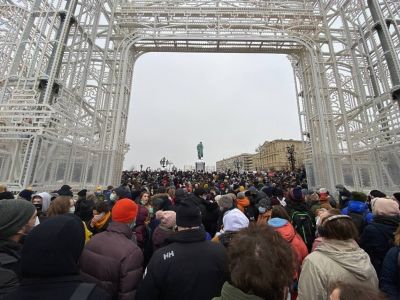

{"left": 197, "top": 142, "right": 204, "bottom": 160}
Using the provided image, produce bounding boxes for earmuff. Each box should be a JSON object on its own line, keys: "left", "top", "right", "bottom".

{"left": 317, "top": 215, "right": 351, "bottom": 237}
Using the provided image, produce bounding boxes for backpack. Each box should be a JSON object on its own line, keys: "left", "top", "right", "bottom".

{"left": 244, "top": 206, "right": 256, "bottom": 222}
{"left": 348, "top": 211, "right": 367, "bottom": 235}
{"left": 291, "top": 211, "right": 315, "bottom": 251}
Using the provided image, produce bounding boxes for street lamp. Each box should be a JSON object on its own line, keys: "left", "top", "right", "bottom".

{"left": 233, "top": 158, "right": 242, "bottom": 173}
{"left": 160, "top": 157, "right": 167, "bottom": 169}
{"left": 286, "top": 144, "right": 296, "bottom": 171}
{"left": 140, "top": 164, "right": 143, "bottom": 172}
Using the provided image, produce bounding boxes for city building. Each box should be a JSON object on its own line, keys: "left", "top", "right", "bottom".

{"left": 216, "top": 153, "right": 253, "bottom": 172}
{"left": 254, "top": 139, "right": 305, "bottom": 171}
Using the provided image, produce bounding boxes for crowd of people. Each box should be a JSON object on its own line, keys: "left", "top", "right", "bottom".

{"left": 0, "top": 169, "right": 399, "bottom": 300}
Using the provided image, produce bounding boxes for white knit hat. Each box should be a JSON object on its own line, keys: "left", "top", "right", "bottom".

{"left": 223, "top": 208, "right": 249, "bottom": 232}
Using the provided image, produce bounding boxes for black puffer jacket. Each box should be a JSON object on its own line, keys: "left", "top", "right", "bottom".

{"left": 136, "top": 228, "right": 227, "bottom": 300}
{"left": 190, "top": 195, "right": 220, "bottom": 236}
{"left": 0, "top": 240, "right": 21, "bottom": 299}
{"left": 360, "top": 215, "right": 400, "bottom": 278}
{"left": 7, "top": 215, "right": 111, "bottom": 300}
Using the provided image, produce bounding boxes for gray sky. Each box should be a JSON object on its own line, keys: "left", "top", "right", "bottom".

{"left": 123, "top": 53, "right": 301, "bottom": 170}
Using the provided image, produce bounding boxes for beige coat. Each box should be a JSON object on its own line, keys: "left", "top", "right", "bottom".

{"left": 298, "top": 239, "right": 378, "bottom": 300}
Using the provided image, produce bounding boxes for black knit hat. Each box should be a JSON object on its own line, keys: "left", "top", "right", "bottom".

{"left": 176, "top": 200, "right": 202, "bottom": 228}
{"left": 77, "top": 189, "right": 87, "bottom": 197}
{"left": 57, "top": 185, "right": 73, "bottom": 197}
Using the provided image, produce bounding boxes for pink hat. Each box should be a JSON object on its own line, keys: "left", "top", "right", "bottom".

{"left": 156, "top": 210, "right": 176, "bottom": 229}
{"left": 372, "top": 197, "right": 400, "bottom": 217}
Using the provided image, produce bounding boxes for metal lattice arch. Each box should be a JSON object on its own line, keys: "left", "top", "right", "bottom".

{"left": 1, "top": 0, "right": 400, "bottom": 192}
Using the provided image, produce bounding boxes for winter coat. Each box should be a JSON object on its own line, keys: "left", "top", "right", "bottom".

{"left": 309, "top": 201, "right": 321, "bottom": 217}
{"left": 136, "top": 228, "right": 228, "bottom": 300}
{"left": 273, "top": 222, "right": 308, "bottom": 269}
{"left": 286, "top": 201, "right": 312, "bottom": 217}
{"left": 298, "top": 239, "right": 378, "bottom": 300}
{"left": 0, "top": 191, "right": 14, "bottom": 200}
{"left": 134, "top": 206, "right": 149, "bottom": 249}
{"left": 191, "top": 195, "right": 220, "bottom": 237}
{"left": 80, "top": 222, "right": 143, "bottom": 300}
{"left": 359, "top": 215, "right": 400, "bottom": 277}
{"left": 152, "top": 225, "right": 174, "bottom": 252}
{"left": 212, "top": 281, "right": 263, "bottom": 300}
{"left": 0, "top": 240, "right": 21, "bottom": 299}
{"left": 6, "top": 215, "right": 111, "bottom": 300}
{"left": 341, "top": 200, "right": 373, "bottom": 223}
{"left": 380, "top": 246, "right": 400, "bottom": 300}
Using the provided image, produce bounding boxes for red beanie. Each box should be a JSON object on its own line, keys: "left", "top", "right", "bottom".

{"left": 112, "top": 199, "right": 138, "bottom": 223}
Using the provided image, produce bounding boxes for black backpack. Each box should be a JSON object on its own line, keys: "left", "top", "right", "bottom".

{"left": 291, "top": 211, "right": 315, "bottom": 251}
{"left": 347, "top": 211, "right": 367, "bottom": 235}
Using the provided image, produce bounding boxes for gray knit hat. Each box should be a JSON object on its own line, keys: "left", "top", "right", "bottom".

{"left": 0, "top": 199, "right": 36, "bottom": 239}
{"left": 217, "top": 195, "right": 234, "bottom": 210}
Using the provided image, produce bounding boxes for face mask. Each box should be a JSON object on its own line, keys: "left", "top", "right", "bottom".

{"left": 148, "top": 207, "right": 154, "bottom": 214}
{"left": 69, "top": 206, "right": 75, "bottom": 213}
{"left": 110, "top": 193, "right": 117, "bottom": 202}
{"left": 34, "top": 204, "right": 43, "bottom": 212}
{"left": 140, "top": 200, "right": 146, "bottom": 205}
{"left": 258, "top": 207, "right": 266, "bottom": 214}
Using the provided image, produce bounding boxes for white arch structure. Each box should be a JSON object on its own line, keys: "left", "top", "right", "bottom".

{"left": 0, "top": 0, "right": 399, "bottom": 192}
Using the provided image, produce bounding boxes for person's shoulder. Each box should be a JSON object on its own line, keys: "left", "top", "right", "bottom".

{"left": 302, "top": 251, "right": 326, "bottom": 269}
{"left": 385, "top": 246, "right": 400, "bottom": 259}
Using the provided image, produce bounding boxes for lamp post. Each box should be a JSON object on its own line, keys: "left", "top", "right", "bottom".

{"left": 233, "top": 158, "right": 242, "bottom": 173}
{"left": 160, "top": 157, "right": 167, "bottom": 169}
{"left": 140, "top": 164, "right": 143, "bottom": 172}
{"left": 286, "top": 144, "right": 296, "bottom": 171}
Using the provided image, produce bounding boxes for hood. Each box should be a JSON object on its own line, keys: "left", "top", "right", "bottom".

{"left": 347, "top": 200, "right": 368, "bottom": 214}
{"left": 33, "top": 192, "right": 51, "bottom": 212}
{"left": 275, "top": 222, "right": 296, "bottom": 242}
{"left": 21, "top": 214, "right": 84, "bottom": 277}
{"left": 268, "top": 218, "right": 296, "bottom": 242}
{"left": 316, "top": 239, "right": 376, "bottom": 281}
{"left": 219, "top": 282, "right": 264, "bottom": 300}
{"left": 236, "top": 197, "right": 250, "bottom": 208}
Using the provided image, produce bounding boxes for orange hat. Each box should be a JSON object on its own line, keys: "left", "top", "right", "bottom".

{"left": 112, "top": 199, "right": 138, "bottom": 223}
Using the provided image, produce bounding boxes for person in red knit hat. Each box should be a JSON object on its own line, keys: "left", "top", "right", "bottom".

{"left": 80, "top": 199, "right": 143, "bottom": 299}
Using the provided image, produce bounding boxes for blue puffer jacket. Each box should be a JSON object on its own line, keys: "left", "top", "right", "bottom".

{"left": 341, "top": 200, "right": 373, "bottom": 223}
{"left": 380, "top": 246, "right": 400, "bottom": 300}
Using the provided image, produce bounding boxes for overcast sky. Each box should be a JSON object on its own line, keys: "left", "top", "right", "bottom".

{"left": 123, "top": 52, "right": 301, "bottom": 170}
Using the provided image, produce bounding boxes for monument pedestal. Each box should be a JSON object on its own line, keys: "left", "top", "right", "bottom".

{"left": 195, "top": 161, "right": 205, "bottom": 172}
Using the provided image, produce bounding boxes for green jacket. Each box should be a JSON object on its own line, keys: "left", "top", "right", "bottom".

{"left": 212, "top": 282, "right": 264, "bottom": 300}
